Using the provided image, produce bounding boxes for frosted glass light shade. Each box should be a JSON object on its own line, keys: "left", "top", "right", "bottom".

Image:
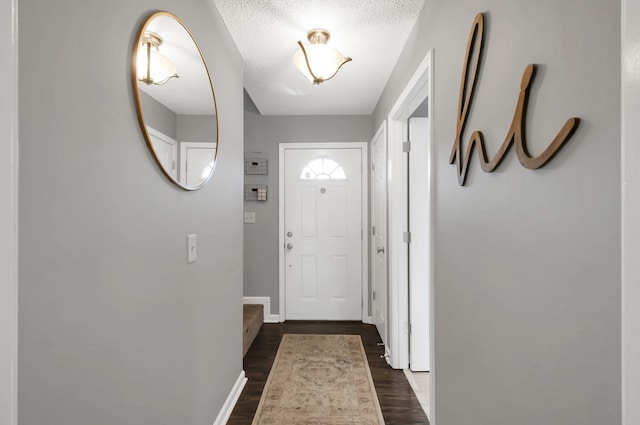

{"left": 293, "top": 29, "right": 351, "bottom": 84}
{"left": 137, "top": 37, "right": 178, "bottom": 85}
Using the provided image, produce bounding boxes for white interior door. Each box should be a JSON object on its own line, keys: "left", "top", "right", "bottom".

{"left": 371, "top": 125, "right": 389, "bottom": 346}
{"left": 180, "top": 142, "right": 216, "bottom": 187}
{"left": 409, "top": 117, "right": 430, "bottom": 372}
{"left": 284, "top": 147, "right": 363, "bottom": 320}
{"left": 146, "top": 126, "right": 177, "bottom": 179}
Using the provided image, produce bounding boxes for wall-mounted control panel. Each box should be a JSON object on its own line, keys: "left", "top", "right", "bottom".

{"left": 244, "top": 212, "right": 256, "bottom": 224}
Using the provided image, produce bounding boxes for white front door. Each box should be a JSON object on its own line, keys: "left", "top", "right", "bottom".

{"left": 371, "top": 125, "right": 389, "bottom": 345}
{"left": 283, "top": 147, "right": 363, "bottom": 320}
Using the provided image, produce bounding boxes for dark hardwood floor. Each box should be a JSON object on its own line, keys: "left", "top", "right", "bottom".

{"left": 228, "top": 321, "right": 429, "bottom": 425}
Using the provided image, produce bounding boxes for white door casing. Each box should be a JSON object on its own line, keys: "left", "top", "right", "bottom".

{"left": 622, "top": 1, "right": 640, "bottom": 424}
{"left": 371, "top": 123, "right": 389, "bottom": 348}
{"left": 179, "top": 142, "right": 216, "bottom": 187}
{"left": 146, "top": 126, "right": 178, "bottom": 179}
{"left": 0, "top": 0, "right": 18, "bottom": 423}
{"left": 408, "top": 117, "right": 431, "bottom": 372}
{"left": 386, "top": 50, "right": 434, "bottom": 377}
{"left": 279, "top": 143, "right": 368, "bottom": 322}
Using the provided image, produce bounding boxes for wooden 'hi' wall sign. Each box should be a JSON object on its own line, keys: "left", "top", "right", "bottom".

{"left": 450, "top": 13, "right": 580, "bottom": 186}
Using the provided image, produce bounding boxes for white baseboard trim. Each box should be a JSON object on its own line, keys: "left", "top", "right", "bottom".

{"left": 243, "top": 296, "right": 281, "bottom": 323}
{"left": 363, "top": 316, "right": 373, "bottom": 325}
{"left": 212, "top": 370, "right": 247, "bottom": 425}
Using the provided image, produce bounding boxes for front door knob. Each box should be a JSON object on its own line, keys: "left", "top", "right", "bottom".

{"left": 287, "top": 243, "right": 294, "bottom": 250}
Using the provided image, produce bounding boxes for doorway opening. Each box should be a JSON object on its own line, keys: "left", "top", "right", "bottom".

{"left": 278, "top": 142, "right": 369, "bottom": 322}
{"left": 386, "top": 50, "right": 434, "bottom": 417}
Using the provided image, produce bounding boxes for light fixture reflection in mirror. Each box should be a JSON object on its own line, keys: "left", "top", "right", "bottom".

{"left": 137, "top": 32, "right": 179, "bottom": 85}
{"left": 132, "top": 11, "right": 219, "bottom": 191}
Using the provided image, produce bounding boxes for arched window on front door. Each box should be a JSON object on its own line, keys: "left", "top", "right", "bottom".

{"left": 299, "top": 157, "right": 347, "bottom": 180}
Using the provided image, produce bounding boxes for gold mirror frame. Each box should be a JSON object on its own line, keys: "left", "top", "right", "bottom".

{"left": 132, "top": 11, "right": 219, "bottom": 191}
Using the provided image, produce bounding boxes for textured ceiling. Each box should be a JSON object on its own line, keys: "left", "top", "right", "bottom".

{"left": 212, "top": 0, "right": 425, "bottom": 116}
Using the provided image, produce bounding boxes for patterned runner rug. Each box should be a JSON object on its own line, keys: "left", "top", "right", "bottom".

{"left": 251, "top": 334, "right": 385, "bottom": 425}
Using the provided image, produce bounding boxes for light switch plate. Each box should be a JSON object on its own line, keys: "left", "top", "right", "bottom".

{"left": 244, "top": 212, "right": 256, "bottom": 224}
{"left": 187, "top": 234, "right": 197, "bottom": 263}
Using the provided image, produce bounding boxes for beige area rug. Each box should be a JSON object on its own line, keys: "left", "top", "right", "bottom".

{"left": 251, "top": 334, "right": 385, "bottom": 425}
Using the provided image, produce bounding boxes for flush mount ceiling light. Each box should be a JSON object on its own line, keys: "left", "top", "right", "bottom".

{"left": 137, "top": 32, "right": 179, "bottom": 85}
{"left": 293, "top": 29, "right": 352, "bottom": 85}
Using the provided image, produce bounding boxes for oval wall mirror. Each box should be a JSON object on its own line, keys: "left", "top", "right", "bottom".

{"left": 132, "top": 11, "right": 219, "bottom": 190}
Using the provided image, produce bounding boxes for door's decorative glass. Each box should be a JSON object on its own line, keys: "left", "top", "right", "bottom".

{"left": 300, "top": 157, "right": 346, "bottom": 180}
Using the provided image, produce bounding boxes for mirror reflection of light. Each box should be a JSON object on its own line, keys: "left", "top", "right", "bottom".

{"left": 137, "top": 33, "right": 179, "bottom": 85}
{"left": 200, "top": 160, "right": 215, "bottom": 181}
{"left": 133, "top": 11, "right": 219, "bottom": 191}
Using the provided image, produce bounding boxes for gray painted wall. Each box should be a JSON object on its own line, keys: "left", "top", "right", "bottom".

{"left": 18, "top": 1, "right": 244, "bottom": 425}
{"left": 243, "top": 103, "right": 372, "bottom": 314}
{"left": 177, "top": 114, "right": 217, "bottom": 144}
{"left": 373, "top": 1, "right": 620, "bottom": 424}
{"left": 622, "top": 0, "right": 640, "bottom": 424}
{"left": 139, "top": 90, "right": 178, "bottom": 139}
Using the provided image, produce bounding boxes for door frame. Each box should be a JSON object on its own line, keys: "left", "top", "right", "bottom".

{"left": 622, "top": 1, "right": 640, "bottom": 424}
{"left": 370, "top": 122, "right": 389, "bottom": 345}
{"left": 146, "top": 126, "right": 178, "bottom": 179}
{"left": 279, "top": 142, "right": 369, "bottom": 322}
{"left": 1, "top": 0, "right": 18, "bottom": 423}
{"left": 179, "top": 141, "right": 217, "bottom": 186}
{"left": 386, "top": 50, "right": 434, "bottom": 371}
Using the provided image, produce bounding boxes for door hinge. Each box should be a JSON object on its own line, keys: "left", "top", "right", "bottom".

{"left": 372, "top": 290, "right": 376, "bottom": 301}
{"left": 372, "top": 226, "right": 376, "bottom": 235}
{"left": 402, "top": 141, "right": 411, "bottom": 153}
{"left": 408, "top": 322, "right": 412, "bottom": 335}
{"left": 371, "top": 163, "right": 376, "bottom": 171}
{"left": 403, "top": 231, "right": 412, "bottom": 243}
